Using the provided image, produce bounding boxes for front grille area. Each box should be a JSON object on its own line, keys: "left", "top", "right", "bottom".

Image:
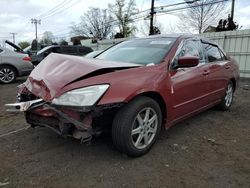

{"left": 26, "top": 112, "right": 61, "bottom": 134}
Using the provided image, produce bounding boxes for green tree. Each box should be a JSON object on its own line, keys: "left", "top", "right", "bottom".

{"left": 18, "top": 41, "right": 30, "bottom": 49}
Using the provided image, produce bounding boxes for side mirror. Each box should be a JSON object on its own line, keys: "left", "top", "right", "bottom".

{"left": 176, "top": 56, "right": 199, "bottom": 69}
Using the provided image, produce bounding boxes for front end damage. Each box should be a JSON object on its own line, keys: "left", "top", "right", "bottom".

{"left": 4, "top": 54, "right": 141, "bottom": 142}
{"left": 5, "top": 87, "right": 124, "bottom": 142}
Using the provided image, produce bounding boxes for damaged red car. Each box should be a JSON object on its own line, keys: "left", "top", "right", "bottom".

{"left": 6, "top": 34, "right": 239, "bottom": 157}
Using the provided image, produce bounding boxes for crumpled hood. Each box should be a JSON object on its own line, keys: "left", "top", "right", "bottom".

{"left": 25, "top": 53, "right": 140, "bottom": 101}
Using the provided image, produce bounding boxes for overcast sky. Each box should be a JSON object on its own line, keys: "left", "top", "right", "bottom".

{"left": 0, "top": 0, "right": 249, "bottom": 44}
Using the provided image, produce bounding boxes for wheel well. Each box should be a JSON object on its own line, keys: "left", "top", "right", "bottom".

{"left": 137, "top": 91, "right": 167, "bottom": 124}
{"left": 230, "top": 78, "right": 236, "bottom": 91}
{"left": 0, "top": 64, "right": 19, "bottom": 76}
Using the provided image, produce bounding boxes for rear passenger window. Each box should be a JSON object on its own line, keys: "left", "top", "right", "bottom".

{"left": 203, "top": 43, "right": 223, "bottom": 62}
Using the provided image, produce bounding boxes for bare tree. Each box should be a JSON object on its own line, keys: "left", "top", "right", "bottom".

{"left": 70, "top": 7, "right": 113, "bottom": 40}
{"left": 40, "top": 31, "right": 54, "bottom": 45}
{"left": 109, "top": 0, "right": 138, "bottom": 37}
{"left": 139, "top": 19, "right": 165, "bottom": 36}
{"left": 178, "top": 0, "right": 227, "bottom": 34}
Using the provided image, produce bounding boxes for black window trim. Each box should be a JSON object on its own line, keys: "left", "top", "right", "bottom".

{"left": 201, "top": 40, "right": 226, "bottom": 63}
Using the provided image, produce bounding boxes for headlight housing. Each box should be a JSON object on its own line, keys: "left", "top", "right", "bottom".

{"left": 52, "top": 84, "right": 109, "bottom": 106}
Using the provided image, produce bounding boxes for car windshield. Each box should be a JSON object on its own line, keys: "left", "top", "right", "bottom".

{"left": 96, "top": 38, "right": 176, "bottom": 65}
{"left": 37, "top": 46, "right": 51, "bottom": 55}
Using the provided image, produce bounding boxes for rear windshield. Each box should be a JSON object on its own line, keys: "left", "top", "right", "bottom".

{"left": 97, "top": 38, "right": 176, "bottom": 65}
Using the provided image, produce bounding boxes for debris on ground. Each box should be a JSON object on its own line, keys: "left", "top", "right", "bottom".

{"left": 0, "top": 181, "right": 10, "bottom": 187}
{"left": 181, "top": 145, "right": 188, "bottom": 150}
{"left": 165, "top": 164, "right": 170, "bottom": 167}
{"left": 207, "top": 138, "right": 216, "bottom": 143}
{"left": 243, "top": 84, "right": 250, "bottom": 90}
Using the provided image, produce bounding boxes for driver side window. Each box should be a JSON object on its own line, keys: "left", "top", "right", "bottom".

{"left": 172, "top": 39, "right": 205, "bottom": 68}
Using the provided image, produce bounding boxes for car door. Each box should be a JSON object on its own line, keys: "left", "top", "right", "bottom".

{"left": 169, "top": 38, "right": 211, "bottom": 123}
{"left": 202, "top": 42, "right": 229, "bottom": 103}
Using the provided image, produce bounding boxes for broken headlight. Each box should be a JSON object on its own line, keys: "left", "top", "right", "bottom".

{"left": 52, "top": 84, "right": 109, "bottom": 106}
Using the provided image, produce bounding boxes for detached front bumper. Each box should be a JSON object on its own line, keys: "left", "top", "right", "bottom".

{"left": 5, "top": 99, "right": 43, "bottom": 112}
{"left": 5, "top": 99, "right": 124, "bottom": 142}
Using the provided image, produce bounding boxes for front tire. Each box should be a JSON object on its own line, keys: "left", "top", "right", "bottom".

{"left": 112, "top": 96, "right": 162, "bottom": 157}
{"left": 217, "top": 81, "right": 234, "bottom": 111}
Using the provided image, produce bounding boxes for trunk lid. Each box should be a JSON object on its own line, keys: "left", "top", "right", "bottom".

{"left": 5, "top": 40, "right": 25, "bottom": 53}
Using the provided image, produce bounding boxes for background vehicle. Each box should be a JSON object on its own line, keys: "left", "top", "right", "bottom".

{"left": 0, "top": 47, "right": 33, "bottom": 84}
{"left": 6, "top": 34, "right": 239, "bottom": 156}
{"left": 31, "top": 45, "right": 93, "bottom": 65}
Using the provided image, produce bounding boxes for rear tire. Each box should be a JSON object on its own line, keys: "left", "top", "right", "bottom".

{"left": 0, "top": 65, "right": 17, "bottom": 84}
{"left": 217, "top": 81, "right": 234, "bottom": 111}
{"left": 112, "top": 96, "right": 162, "bottom": 157}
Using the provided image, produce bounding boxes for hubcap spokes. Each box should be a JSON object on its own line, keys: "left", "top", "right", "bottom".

{"left": 131, "top": 108, "right": 158, "bottom": 149}
{"left": 225, "top": 85, "right": 233, "bottom": 107}
{"left": 0, "top": 68, "right": 14, "bottom": 83}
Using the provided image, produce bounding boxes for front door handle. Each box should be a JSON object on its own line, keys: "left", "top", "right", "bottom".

{"left": 203, "top": 70, "right": 210, "bottom": 76}
{"left": 225, "top": 65, "right": 230, "bottom": 69}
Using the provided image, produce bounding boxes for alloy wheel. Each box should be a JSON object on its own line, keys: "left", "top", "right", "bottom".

{"left": 0, "top": 67, "right": 15, "bottom": 83}
{"left": 225, "top": 84, "right": 233, "bottom": 107}
{"left": 131, "top": 107, "right": 158, "bottom": 149}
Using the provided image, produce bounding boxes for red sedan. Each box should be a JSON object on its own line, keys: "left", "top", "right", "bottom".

{"left": 6, "top": 34, "right": 239, "bottom": 157}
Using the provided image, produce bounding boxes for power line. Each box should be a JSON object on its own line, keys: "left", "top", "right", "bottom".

{"left": 37, "top": 0, "right": 229, "bottom": 40}
{"left": 157, "top": 0, "right": 228, "bottom": 14}
{"left": 40, "top": 0, "right": 81, "bottom": 20}
{"left": 36, "top": 0, "right": 72, "bottom": 19}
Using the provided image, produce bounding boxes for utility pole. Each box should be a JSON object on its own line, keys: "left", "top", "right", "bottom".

{"left": 149, "top": 0, "right": 155, "bottom": 35}
{"left": 10, "top": 33, "right": 17, "bottom": 43}
{"left": 231, "top": 0, "right": 235, "bottom": 20}
{"left": 31, "top": 19, "right": 41, "bottom": 40}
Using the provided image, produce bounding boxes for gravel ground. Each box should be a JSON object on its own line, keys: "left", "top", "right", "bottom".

{"left": 0, "top": 77, "right": 249, "bottom": 188}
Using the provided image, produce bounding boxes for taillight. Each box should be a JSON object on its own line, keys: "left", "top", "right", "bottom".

{"left": 23, "top": 56, "right": 31, "bottom": 62}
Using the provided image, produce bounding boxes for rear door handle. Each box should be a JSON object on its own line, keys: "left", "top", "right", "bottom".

{"left": 203, "top": 70, "right": 210, "bottom": 76}
{"left": 225, "top": 65, "right": 230, "bottom": 69}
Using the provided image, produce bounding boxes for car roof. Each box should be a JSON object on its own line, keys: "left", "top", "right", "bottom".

{"left": 135, "top": 34, "right": 221, "bottom": 46}
{"left": 134, "top": 33, "right": 194, "bottom": 40}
